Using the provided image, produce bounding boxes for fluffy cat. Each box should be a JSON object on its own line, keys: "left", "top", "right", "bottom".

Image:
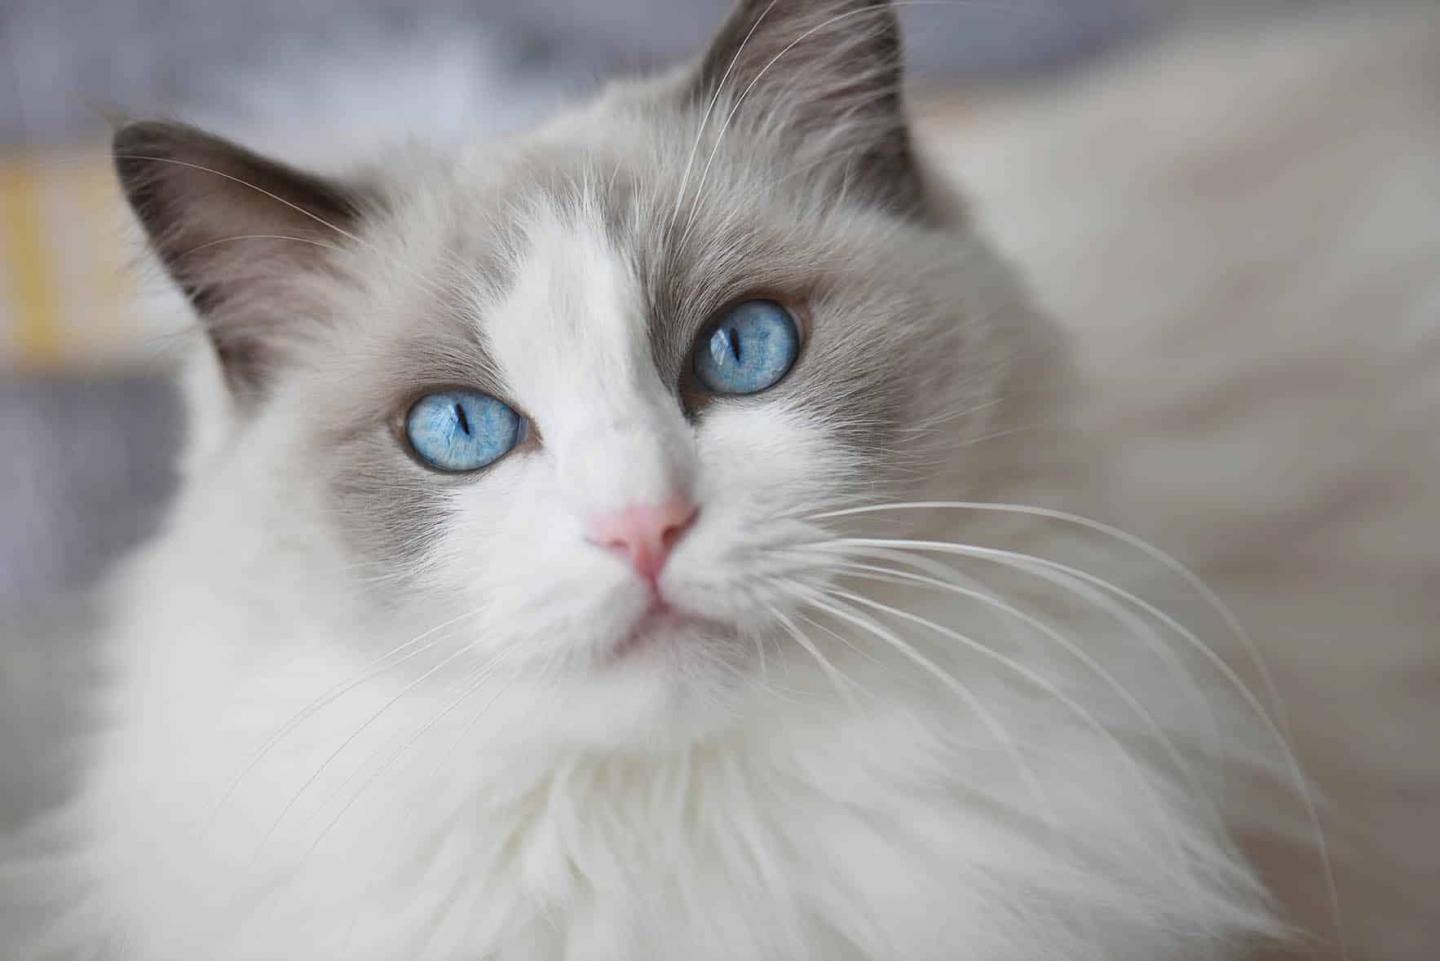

{"left": 6, "top": 1, "right": 1436, "bottom": 959}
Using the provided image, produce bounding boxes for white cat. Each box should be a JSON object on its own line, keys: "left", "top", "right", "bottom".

{"left": 7, "top": 2, "right": 1436, "bottom": 959}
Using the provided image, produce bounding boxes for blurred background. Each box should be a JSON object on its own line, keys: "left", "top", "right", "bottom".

{"left": 0, "top": 0, "right": 1319, "bottom": 615}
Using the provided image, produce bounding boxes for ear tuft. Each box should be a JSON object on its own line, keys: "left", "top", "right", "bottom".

{"left": 113, "top": 121, "right": 366, "bottom": 398}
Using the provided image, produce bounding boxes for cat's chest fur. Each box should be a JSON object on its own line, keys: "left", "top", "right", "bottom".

{"left": 86, "top": 624, "right": 1020, "bottom": 961}
{"left": 71, "top": 544, "right": 1244, "bottom": 961}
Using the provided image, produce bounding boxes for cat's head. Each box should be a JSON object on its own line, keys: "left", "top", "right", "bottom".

{"left": 115, "top": 0, "right": 1061, "bottom": 748}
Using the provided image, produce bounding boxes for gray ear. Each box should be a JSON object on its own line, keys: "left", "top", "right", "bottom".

{"left": 692, "top": 0, "right": 917, "bottom": 211}
{"left": 113, "top": 121, "right": 365, "bottom": 397}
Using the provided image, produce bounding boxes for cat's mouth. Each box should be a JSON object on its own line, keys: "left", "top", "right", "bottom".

{"left": 606, "top": 600, "right": 717, "bottom": 664}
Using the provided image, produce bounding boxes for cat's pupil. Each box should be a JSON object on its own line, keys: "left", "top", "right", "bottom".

{"left": 454, "top": 403, "right": 471, "bottom": 436}
{"left": 726, "top": 327, "right": 742, "bottom": 363}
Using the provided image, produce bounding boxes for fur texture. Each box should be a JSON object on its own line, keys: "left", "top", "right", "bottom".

{"left": 5, "top": 3, "right": 1435, "bottom": 960}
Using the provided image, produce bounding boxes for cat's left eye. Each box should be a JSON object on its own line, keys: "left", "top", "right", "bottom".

{"left": 692, "top": 299, "right": 801, "bottom": 396}
{"left": 404, "top": 389, "right": 525, "bottom": 473}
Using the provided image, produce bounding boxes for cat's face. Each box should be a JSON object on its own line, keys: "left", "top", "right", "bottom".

{"left": 116, "top": 0, "right": 1056, "bottom": 747}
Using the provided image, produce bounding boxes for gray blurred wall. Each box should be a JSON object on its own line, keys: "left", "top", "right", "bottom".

{"left": 0, "top": 0, "right": 1172, "bottom": 146}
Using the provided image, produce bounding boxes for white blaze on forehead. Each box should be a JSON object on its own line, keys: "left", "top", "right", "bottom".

{"left": 482, "top": 206, "right": 696, "bottom": 514}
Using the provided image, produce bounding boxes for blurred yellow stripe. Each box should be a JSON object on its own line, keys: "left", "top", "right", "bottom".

{"left": 0, "top": 159, "right": 62, "bottom": 366}
{"left": 80, "top": 160, "right": 131, "bottom": 326}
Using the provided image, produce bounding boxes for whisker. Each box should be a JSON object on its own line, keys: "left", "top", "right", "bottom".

{"left": 752, "top": 626, "right": 769, "bottom": 684}
{"left": 115, "top": 154, "right": 459, "bottom": 305}
{"left": 203, "top": 605, "right": 487, "bottom": 841}
{"left": 248, "top": 635, "right": 485, "bottom": 865}
{"left": 176, "top": 234, "right": 346, "bottom": 260}
{"left": 676, "top": 0, "right": 1049, "bottom": 248}
{"left": 851, "top": 544, "right": 1225, "bottom": 763}
{"left": 803, "top": 584, "right": 1203, "bottom": 897}
{"left": 766, "top": 603, "right": 864, "bottom": 707}
{"left": 810, "top": 500, "right": 1290, "bottom": 733}
{"left": 301, "top": 659, "right": 519, "bottom": 865}
{"left": 821, "top": 534, "right": 1342, "bottom": 948}
{"left": 113, "top": 153, "right": 364, "bottom": 244}
{"left": 794, "top": 610, "right": 891, "bottom": 672}
{"left": 667, "top": 0, "right": 783, "bottom": 233}
{"left": 787, "top": 585, "right": 1061, "bottom": 836}
{"left": 830, "top": 559, "right": 1219, "bottom": 828}
{"left": 321, "top": 654, "right": 512, "bottom": 832}
{"left": 425, "top": 658, "right": 524, "bottom": 773}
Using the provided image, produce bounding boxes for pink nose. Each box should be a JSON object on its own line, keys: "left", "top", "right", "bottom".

{"left": 586, "top": 497, "right": 698, "bottom": 583}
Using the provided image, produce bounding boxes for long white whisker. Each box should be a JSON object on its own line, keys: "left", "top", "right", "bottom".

{"left": 677, "top": 4, "right": 886, "bottom": 250}
{"left": 116, "top": 154, "right": 459, "bottom": 305}
{"left": 767, "top": 603, "right": 863, "bottom": 707}
{"left": 676, "top": 1, "right": 1047, "bottom": 249}
{"left": 851, "top": 544, "right": 1225, "bottom": 763}
{"left": 424, "top": 652, "right": 554, "bottom": 784}
{"left": 824, "top": 534, "right": 1342, "bottom": 947}
{"left": 176, "top": 234, "right": 344, "bottom": 259}
{"left": 792, "top": 587, "right": 1061, "bottom": 836}
{"left": 752, "top": 627, "right": 769, "bottom": 684}
{"left": 804, "top": 585, "right": 1202, "bottom": 896}
{"left": 811, "top": 500, "right": 1289, "bottom": 733}
{"left": 203, "top": 605, "right": 485, "bottom": 840}
{"left": 114, "top": 154, "right": 364, "bottom": 244}
{"left": 301, "top": 660, "right": 519, "bottom": 864}
{"left": 794, "top": 610, "right": 891, "bottom": 672}
{"left": 667, "top": 0, "right": 782, "bottom": 233}
{"left": 248, "top": 636, "right": 484, "bottom": 865}
{"left": 831, "top": 559, "right": 1218, "bottom": 827}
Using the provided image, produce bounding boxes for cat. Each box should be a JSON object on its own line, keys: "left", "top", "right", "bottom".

{"left": 6, "top": 1, "right": 1436, "bottom": 958}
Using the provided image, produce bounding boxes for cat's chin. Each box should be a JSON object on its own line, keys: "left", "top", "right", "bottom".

{"left": 505, "top": 670, "right": 752, "bottom": 753}
{"left": 599, "top": 601, "right": 732, "bottom": 667}
{"left": 506, "top": 614, "right": 763, "bottom": 751}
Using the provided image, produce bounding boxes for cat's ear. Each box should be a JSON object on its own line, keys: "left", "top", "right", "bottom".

{"left": 691, "top": 0, "right": 917, "bottom": 211}
{"left": 113, "top": 121, "right": 367, "bottom": 398}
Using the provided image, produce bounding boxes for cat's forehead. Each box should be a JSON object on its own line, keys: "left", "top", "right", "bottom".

{"left": 317, "top": 101, "right": 950, "bottom": 447}
{"left": 485, "top": 205, "right": 652, "bottom": 405}
{"left": 356, "top": 126, "right": 851, "bottom": 388}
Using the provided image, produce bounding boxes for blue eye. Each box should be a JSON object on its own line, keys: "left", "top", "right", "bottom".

{"left": 693, "top": 299, "right": 800, "bottom": 396}
{"left": 405, "top": 390, "right": 525, "bottom": 473}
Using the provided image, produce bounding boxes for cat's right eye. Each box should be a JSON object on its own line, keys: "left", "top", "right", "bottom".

{"left": 404, "top": 389, "right": 526, "bottom": 473}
